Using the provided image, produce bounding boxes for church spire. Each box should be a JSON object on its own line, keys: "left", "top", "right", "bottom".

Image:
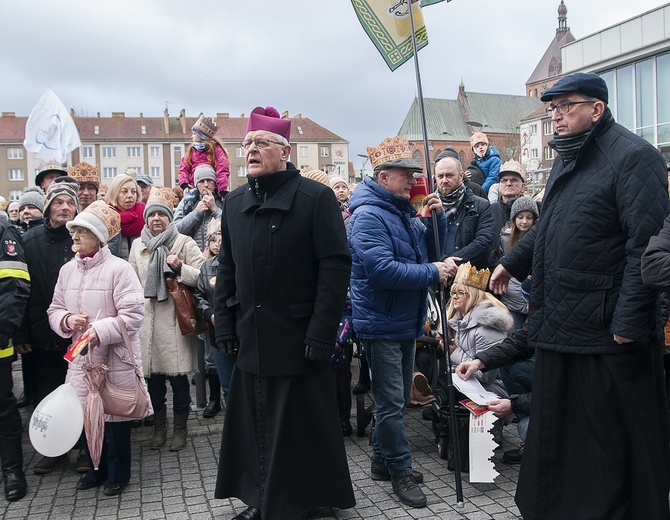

{"left": 557, "top": 1, "right": 569, "bottom": 34}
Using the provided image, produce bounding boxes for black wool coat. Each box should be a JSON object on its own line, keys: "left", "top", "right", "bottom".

{"left": 14, "top": 222, "right": 74, "bottom": 351}
{"left": 214, "top": 170, "right": 352, "bottom": 377}
{"left": 502, "top": 110, "right": 669, "bottom": 354}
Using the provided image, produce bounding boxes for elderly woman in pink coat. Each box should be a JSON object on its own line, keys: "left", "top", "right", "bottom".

{"left": 48, "top": 200, "right": 148, "bottom": 497}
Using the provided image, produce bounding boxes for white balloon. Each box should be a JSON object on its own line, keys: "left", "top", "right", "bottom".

{"left": 29, "top": 383, "right": 84, "bottom": 457}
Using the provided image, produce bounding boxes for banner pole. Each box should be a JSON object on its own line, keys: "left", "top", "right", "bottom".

{"left": 407, "top": 0, "right": 465, "bottom": 507}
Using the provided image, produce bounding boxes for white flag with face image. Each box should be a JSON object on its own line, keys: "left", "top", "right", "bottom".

{"left": 23, "top": 89, "right": 81, "bottom": 163}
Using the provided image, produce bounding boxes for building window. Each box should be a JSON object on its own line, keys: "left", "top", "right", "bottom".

{"left": 543, "top": 121, "right": 553, "bottom": 135}
{"left": 458, "top": 151, "right": 466, "bottom": 165}
{"left": 141, "top": 126, "right": 147, "bottom": 135}
{"left": 103, "top": 167, "right": 117, "bottom": 178}
{"left": 543, "top": 147, "right": 555, "bottom": 161}
{"left": 299, "top": 146, "right": 308, "bottom": 157}
{"left": 236, "top": 147, "right": 244, "bottom": 158}
{"left": 9, "top": 190, "right": 22, "bottom": 201}
{"left": 320, "top": 146, "right": 329, "bottom": 158}
{"left": 102, "top": 147, "right": 116, "bottom": 158}
{"left": 127, "top": 146, "right": 141, "bottom": 158}
{"left": 94, "top": 126, "right": 100, "bottom": 135}
{"left": 8, "top": 169, "right": 24, "bottom": 181}
{"left": 300, "top": 164, "right": 310, "bottom": 169}
{"left": 150, "top": 146, "right": 160, "bottom": 158}
{"left": 7, "top": 148, "right": 23, "bottom": 159}
{"left": 82, "top": 146, "right": 93, "bottom": 159}
{"left": 150, "top": 166, "right": 161, "bottom": 178}
{"left": 531, "top": 149, "right": 539, "bottom": 159}
{"left": 529, "top": 124, "right": 538, "bottom": 136}
{"left": 237, "top": 166, "right": 247, "bottom": 177}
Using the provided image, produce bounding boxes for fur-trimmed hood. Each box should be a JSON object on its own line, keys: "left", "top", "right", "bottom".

{"left": 449, "top": 301, "right": 514, "bottom": 334}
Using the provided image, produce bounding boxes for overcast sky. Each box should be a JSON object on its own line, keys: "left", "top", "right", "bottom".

{"left": 0, "top": 0, "right": 665, "bottom": 169}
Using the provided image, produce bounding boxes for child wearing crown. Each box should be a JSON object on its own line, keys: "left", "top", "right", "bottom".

{"left": 179, "top": 114, "right": 230, "bottom": 194}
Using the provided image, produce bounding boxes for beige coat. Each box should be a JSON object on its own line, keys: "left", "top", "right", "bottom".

{"left": 129, "top": 232, "right": 205, "bottom": 376}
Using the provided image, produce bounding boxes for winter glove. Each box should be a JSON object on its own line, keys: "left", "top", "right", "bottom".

{"left": 217, "top": 340, "right": 239, "bottom": 357}
{"left": 305, "top": 343, "right": 333, "bottom": 362}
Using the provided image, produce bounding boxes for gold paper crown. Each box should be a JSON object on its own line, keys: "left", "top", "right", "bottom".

{"left": 146, "top": 187, "right": 175, "bottom": 211}
{"left": 454, "top": 262, "right": 490, "bottom": 291}
{"left": 193, "top": 114, "right": 219, "bottom": 139}
{"left": 366, "top": 136, "right": 414, "bottom": 170}
{"left": 300, "top": 168, "right": 329, "bottom": 186}
{"left": 68, "top": 162, "right": 99, "bottom": 184}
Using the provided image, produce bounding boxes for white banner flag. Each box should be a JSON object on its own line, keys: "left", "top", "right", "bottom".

{"left": 23, "top": 89, "right": 81, "bottom": 163}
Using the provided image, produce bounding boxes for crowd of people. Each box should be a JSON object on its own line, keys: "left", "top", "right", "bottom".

{"left": 0, "top": 71, "right": 669, "bottom": 520}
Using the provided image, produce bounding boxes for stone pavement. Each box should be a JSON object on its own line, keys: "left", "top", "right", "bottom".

{"left": 1, "top": 362, "right": 523, "bottom": 519}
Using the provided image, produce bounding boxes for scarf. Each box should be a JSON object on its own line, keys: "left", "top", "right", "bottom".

{"left": 118, "top": 202, "right": 146, "bottom": 237}
{"left": 141, "top": 223, "right": 179, "bottom": 302}
{"left": 438, "top": 183, "right": 467, "bottom": 221}
{"left": 550, "top": 128, "right": 592, "bottom": 164}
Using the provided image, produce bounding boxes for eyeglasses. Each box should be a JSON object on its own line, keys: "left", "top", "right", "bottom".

{"left": 545, "top": 100, "right": 595, "bottom": 115}
{"left": 240, "top": 138, "right": 284, "bottom": 150}
{"left": 450, "top": 290, "right": 468, "bottom": 298}
{"left": 69, "top": 227, "right": 91, "bottom": 237}
{"left": 500, "top": 177, "right": 522, "bottom": 185}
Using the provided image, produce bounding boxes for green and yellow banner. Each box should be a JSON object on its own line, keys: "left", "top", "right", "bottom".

{"left": 352, "top": 0, "right": 430, "bottom": 71}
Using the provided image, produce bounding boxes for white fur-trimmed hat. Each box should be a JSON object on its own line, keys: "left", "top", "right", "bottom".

{"left": 66, "top": 200, "right": 120, "bottom": 244}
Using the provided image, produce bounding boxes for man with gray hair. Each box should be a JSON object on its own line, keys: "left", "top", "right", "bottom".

{"left": 213, "top": 106, "right": 355, "bottom": 520}
{"left": 491, "top": 72, "right": 670, "bottom": 519}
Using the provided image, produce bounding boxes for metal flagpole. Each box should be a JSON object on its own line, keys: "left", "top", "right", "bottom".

{"left": 406, "top": 0, "right": 464, "bottom": 506}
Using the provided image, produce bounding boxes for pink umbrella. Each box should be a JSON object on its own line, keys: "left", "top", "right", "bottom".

{"left": 81, "top": 361, "right": 108, "bottom": 470}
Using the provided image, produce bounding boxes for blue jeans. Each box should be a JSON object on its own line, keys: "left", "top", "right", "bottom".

{"left": 362, "top": 338, "right": 415, "bottom": 477}
{"left": 499, "top": 357, "right": 535, "bottom": 441}
{"left": 148, "top": 373, "right": 191, "bottom": 416}
{"left": 212, "top": 345, "right": 235, "bottom": 404}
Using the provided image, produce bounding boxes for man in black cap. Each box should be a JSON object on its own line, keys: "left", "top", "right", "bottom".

{"left": 491, "top": 72, "right": 670, "bottom": 518}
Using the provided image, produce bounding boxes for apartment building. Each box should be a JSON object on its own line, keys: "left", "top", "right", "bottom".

{"left": 0, "top": 109, "right": 348, "bottom": 200}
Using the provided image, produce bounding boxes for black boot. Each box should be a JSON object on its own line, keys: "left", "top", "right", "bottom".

{"left": 1, "top": 431, "right": 27, "bottom": 501}
{"left": 202, "top": 372, "right": 221, "bottom": 419}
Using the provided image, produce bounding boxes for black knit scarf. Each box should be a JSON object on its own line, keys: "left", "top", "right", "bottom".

{"left": 550, "top": 128, "right": 592, "bottom": 163}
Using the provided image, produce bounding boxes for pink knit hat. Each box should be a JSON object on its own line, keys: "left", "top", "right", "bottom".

{"left": 246, "top": 106, "right": 291, "bottom": 141}
{"left": 329, "top": 176, "right": 348, "bottom": 189}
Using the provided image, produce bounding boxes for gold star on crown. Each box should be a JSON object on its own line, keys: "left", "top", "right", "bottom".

{"left": 454, "top": 262, "right": 490, "bottom": 291}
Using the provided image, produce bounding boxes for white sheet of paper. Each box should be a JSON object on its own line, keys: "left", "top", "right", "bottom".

{"left": 469, "top": 411, "right": 499, "bottom": 483}
{"left": 452, "top": 374, "right": 500, "bottom": 405}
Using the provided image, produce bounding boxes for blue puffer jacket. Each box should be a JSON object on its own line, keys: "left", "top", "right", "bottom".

{"left": 475, "top": 146, "right": 502, "bottom": 193}
{"left": 348, "top": 176, "right": 445, "bottom": 340}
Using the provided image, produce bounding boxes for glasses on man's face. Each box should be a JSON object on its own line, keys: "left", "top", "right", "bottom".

{"left": 545, "top": 100, "right": 595, "bottom": 115}
{"left": 500, "top": 177, "right": 522, "bottom": 185}
{"left": 450, "top": 290, "right": 468, "bottom": 299}
{"left": 69, "top": 227, "right": 91, "bottom": 237}
{"left": 240, "top": 138, "right": 284, "bottom": 150}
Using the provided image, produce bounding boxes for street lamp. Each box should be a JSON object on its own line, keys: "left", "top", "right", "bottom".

{"left": 356, "top": 153, "right": 369, "bottom": 181}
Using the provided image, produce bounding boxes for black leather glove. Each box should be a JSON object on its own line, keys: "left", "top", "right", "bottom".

{"left": 305, "top": 343, "right": 333, "bottom": 362}
{"left": 217, "top": 340, "right": 239, "bottom": 357}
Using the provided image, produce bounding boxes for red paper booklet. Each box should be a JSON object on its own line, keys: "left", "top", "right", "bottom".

{"left": 460, "top": 398, "right": 490, "bottom": 416}
{"left": 63, "top": 328, "right": 93, "bottom": 363}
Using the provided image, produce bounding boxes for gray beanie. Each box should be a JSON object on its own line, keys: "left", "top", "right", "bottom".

{"left": 194, "top": 164, "right": 216, "bottom": 186}
{"left": 44, "top": 176, "right": 79, "bottom": 216}
{"left": 510, "top": 196, "right": 539, "bottom": 222}
{"left": 18, "top": 186, "right": 46, "bottom": 213}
